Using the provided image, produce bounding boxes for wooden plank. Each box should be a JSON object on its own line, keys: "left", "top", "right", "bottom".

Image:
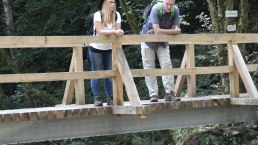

{"left": 104, "top": 107, "right": 112, "bottom": 114}
{"left": 116, "top": 48, "right": 142, "bottom": 107}
{"left": 178, "top": 101, "right": 187, "bottom": 109}
{"left": 186, "top": 44, "right": 196, "bottom": 97}
{"left": 150, "top": 103, "right": 159, "bottom": 111}
{"left": 185, "top": 101, "right": 193, "bottom": 108}
{"left": 38, "top": 111, "right": 49, "bottom": 120}
{"left": 248, "top": 64, "right": 258, "bottom": 72}
{"left": 20, "top": 112, "right": 30, "bottom": 121}
{"left": 63, "top": 55, "right": 75, "bottom": 105}
{"left": 48, "top": 110, "right": 58, "bottom": 120}
{"left": 142, "top": 105, "right": 152, "bottom": 114}
{"left": 73, "top": 47, "right": 85, "bottom": 105}
{"left": 12, "top": 113, "right": 21, "bottom": 122}
{"left": 72, "top": 108, "right": 82, "bottom": 117}
{"left": 212, "top": 99, "right": 220, "bottom": 107}
{"left": 175, "top": 49, "right": 187, "bottom": 97}
{"left": 0, "top": 64, "right": 256, "bottom": 84}
{"left": 0, "top": 70, "right": 115, "bottom": 84}
{"left": 205, "top": 100, "right": 213, "bottom": 107}
{"left": 55, "top": 109, "right": 66, "bottom": 119}
{"left": 29, "top": 112, "right": 39, "bottom": 121}
{"left": 1, "top": 34, "right": 258, "bottom": 48}
{"left": 164, "top": 102, "right": 172, "bottom": 110}
{"left": 42, "top": 108, "right": 62, "bottom": 120}
{"left": 88, "top": 108, "right": 97, "bottom": 116}
{"left": 232, "top": 44, "right": 258, "bottom": 98}
{"left": 157, "top": 103, "right": 165, "bottom": 111}
{"left": 171, "top": 101, "right": 180, "bottom": 109}
{"left": 2, "top": 114, "right": 12, "bottom": 122}
{"left": 65, "top": 109, "right": 73, "bottom": 118}
{"left": 60, "top": 106, "right": 82, "bottom": 118}
{"left": 131, "top": 66, "right": 233, "bottom": 77}
{"left": 112, "top": 43, "right": 124, "bottom": 106}
{"left": 228, "top": 41, "right": 239, "bottom": 97}
{"left": 231, "top": 98, "right": 258, "bottom": 105}
{"left": 192, "top": 100, "right": 205, "bottom": 108}
{"left": 112, "top": 106, "right": 150, "bottom": 115}
{"left": 95, "top": 107, "right": 105, "bottom": 116}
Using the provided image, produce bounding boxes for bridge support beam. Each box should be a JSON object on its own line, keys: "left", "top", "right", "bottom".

{"left": 0, "top": 106, "right": 257, "bottom": 144}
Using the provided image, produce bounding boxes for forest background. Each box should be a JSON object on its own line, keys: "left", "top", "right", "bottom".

{"left": 0, "top": 0, "right": 258, "bottom": 144}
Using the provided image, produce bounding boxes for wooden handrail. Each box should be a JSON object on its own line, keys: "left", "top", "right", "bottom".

{"left": 1, "top": 34, "right": 258, "bottom": 48}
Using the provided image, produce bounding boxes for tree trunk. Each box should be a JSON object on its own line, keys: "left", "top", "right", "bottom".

{"left": 206, "top": 0, "right": 250, "bottom": 93}
{"left": 238, "top": 0, "right": 249, "bottom": 33}
{"left": 0, "top": 86, "right": 7, "bottom": 101}
{"left": 207, "top": 0, "right": 221, "bottom": 33}
{"left": 2, "top": 0, "right": 15, "bottom": 35}
{"left": 237, "top": 0, "right": 249, "bottom": 57}
{"left": 2, "top": 0, "right": 19, "bottom": 59}
{"left": 119, "top": 0, "right": 139, "bottom": 34}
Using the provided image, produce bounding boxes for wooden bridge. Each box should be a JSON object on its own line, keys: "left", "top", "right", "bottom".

{"left": 0, "top": 34, "right": 257, "bottom": 144}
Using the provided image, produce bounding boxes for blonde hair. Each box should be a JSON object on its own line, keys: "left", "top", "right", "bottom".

{"left": 101, "top": 0, "right": 117, "bottom": 26}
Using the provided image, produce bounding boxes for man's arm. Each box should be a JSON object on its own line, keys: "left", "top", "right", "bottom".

{"left": 152, "top": 24, "right": 181, "bottom": 34}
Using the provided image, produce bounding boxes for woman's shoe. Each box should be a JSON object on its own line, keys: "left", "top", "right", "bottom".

{"left": 94, "top": 97, "right": 103, "bottom": 106}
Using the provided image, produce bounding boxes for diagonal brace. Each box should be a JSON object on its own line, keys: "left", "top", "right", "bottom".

{"left": 116, "top": 48, "right": 142, "bottom": 107}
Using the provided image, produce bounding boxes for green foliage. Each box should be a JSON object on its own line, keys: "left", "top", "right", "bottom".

{"left": 177, "top": 123, "right": 258, "bottom": 145}
{"left": 195, "top": 12, "right": 212, "bottom": 32}
{"left": 12, "top": 0, "right": 95, "bottom": 36}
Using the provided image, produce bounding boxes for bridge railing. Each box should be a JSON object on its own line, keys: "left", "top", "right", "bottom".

{"left": 0, "top": 34, "right": 257, "bottom": 115}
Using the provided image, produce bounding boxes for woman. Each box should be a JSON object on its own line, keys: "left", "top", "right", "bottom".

{"left": 89, "top": 0, "right": 124, "bottom": 106}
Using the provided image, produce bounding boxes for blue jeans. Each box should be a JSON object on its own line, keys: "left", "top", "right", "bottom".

{"left": 89, "top": 47, "right": 113, "bottom": 98}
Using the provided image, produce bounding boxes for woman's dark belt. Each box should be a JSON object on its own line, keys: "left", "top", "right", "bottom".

{"left": 89, "top": 46, "right": 112, "bottom": 53}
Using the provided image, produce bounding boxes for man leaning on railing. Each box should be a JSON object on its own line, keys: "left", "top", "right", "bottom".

{"left": 140, "top": 0, "right": 181, "bottom": 102}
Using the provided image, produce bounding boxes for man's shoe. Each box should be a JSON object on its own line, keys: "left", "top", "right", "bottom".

{"left": 94, "top": 97, "right": 103, "bottom": 106}
{"left": 164, "top": 91, "right": 181, "bottom": 101}
{"left": 150, "top": 95, "right": 158, "bottom": 102}
{"left": 107, "top": 97, "right": 113, "bottom": 106}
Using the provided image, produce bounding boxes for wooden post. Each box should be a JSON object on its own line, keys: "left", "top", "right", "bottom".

{"left": 112, "top": 42, "right": 124, "bottom": 106}
{"left": 186, "top": 44, "right": 196, "bottom": 97}
{"left": 73, "top": 47, "right": 85, "bottom": 105}
{"left": 228, "top": 41, "right": 239, "bottom": 97}
{"left": 62, "top": 55, "right": 75, "bottom": 105}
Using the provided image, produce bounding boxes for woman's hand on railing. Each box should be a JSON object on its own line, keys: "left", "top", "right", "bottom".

{"left": 115, "top": 29, "right": 124, "bottom": 37}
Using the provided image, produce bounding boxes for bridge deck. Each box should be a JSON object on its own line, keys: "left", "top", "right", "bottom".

{"left": 1, "top": 94, "right": 257, "bottom": 144}
{"left": 0, "top": 94, "right": 248, "bottom": 123}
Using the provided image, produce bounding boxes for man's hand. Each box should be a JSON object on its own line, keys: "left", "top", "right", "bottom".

{"left": 171, "top": 25, "right": 181, "bottom": 34}
{"left": 147, "top": 29, "right": 155, "bottom": 34}
{"left": 174, "top": 26, "right": 181, "bottom": 34}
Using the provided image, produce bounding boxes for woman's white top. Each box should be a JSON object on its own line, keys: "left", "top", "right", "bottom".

{"left": 90, "top": 11, "right": 122, "bottom": 50}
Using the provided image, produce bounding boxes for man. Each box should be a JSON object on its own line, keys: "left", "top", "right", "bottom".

{"left": 141, "top": 0, "right": 181, "bottom": 102}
